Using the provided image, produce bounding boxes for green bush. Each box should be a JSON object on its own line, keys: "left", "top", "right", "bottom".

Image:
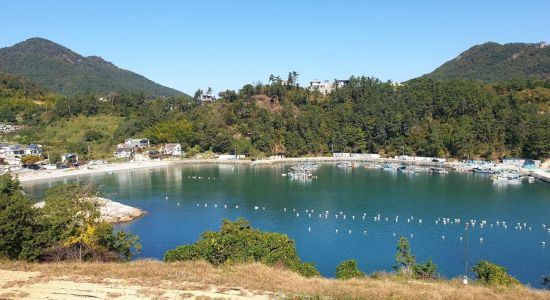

{"left": 164, "top": 218, "right": 320, "bottom": 277}
{"left": 336, "top": 259, "right": 365, "bottom": 280}
{"left": 472, "top": 260, "right": 520, "bottom": 286}
{"left": 413, "top": 258, "right": 438, "bottom": 279}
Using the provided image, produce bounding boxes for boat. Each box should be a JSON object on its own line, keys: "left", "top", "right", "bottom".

{"left": 335, "top": 162, "right": 352, "bottom": 169}
{"left": 398, "top": 166, "right": 419, "bottom": 174}
{"left": 473, "top": 167, "right": 496, "bottom": 174}
{"left": 382, "top": 163, "right": 395, "bottom": 171}
{"left": 491, "top": 172, "right": 523, "bottom": 184}
{"left": 428, "top": 167, "right": 449, "bottom": 174}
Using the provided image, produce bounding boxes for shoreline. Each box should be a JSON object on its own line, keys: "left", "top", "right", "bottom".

{"left": 13, "top": 156, "right": 547, "bottom": 183}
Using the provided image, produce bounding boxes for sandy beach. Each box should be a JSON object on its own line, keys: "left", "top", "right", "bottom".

{"left": 12, "top": 156, "right": 547, "bottom": 184}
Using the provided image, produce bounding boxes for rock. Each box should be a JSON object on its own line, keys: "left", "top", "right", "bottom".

{"left": 33, "top": 197, "right": 145, "bottom": 223}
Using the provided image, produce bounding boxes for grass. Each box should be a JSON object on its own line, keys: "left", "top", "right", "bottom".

{"left": 39, "top": 115, "right": 123, "bottom": 159}
{"left": 1, "top": 260, "right": 549, "bottom": 299}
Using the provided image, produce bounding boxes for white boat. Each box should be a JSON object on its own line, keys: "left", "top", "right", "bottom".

{"left": 491, "top": 172, "right": 522, "bottom": 184}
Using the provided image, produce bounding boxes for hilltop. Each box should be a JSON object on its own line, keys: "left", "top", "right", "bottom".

{"left": 421, "top": 42, "right": 550, "bottom": 82}
{"left": 0, "top": 38, "right": 185, "bottom": 97}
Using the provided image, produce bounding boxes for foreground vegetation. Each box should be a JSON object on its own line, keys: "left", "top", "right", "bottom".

{"left": 1, "top": 260, "right": 549, "bottom": 300}
{"left": 0, "top": 175, "right": 140, "bottom": 262}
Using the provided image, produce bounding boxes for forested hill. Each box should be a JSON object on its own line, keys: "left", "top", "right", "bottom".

{"left": 0, "top": 38, "right": 185, "bottom": 97}
{"left": 421, "top": 42, "right": 550, "bottom": 82}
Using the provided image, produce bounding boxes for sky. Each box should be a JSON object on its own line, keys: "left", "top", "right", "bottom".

{"left": 1, "top": 0, "right": 549, "bottom": 95}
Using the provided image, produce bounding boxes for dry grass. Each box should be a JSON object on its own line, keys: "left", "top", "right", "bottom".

{"left": 1, "top": 259, "right": 549, "bottom": 299}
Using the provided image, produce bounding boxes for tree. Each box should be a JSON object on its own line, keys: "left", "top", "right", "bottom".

{"left": 0, "top": 175, "right": 39, "bottom": 260}
{"left": 472, "top": 260, "right": 520, "bottom": 286}
{"left": 413, "top": 258, "right": 438, "bottom": 279}
{"left": 21, "top": 155, "right": 42, "bottom": 167}
{"left": 394, "top": 237, "right": 416, "bottom": 274}
{"left": 336, "top": 259, "right": 365, "bottom": 280}
{"left": 193, "top": 89, "right": 203, "bottom": 104}
{"left": 542, "top": 275, "right": 550, "bottom": 289}
{"left": 164, "top": 218, "right": 320, "bottom": 277}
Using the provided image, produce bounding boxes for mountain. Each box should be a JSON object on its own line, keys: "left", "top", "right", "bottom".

{"left": 421, "top": 42, "right": 550, "bottom": 82}
{"left": 0, "top": 38, "right": 186, "bottom": 97}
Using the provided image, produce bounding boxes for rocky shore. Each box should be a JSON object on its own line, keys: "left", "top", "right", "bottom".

{"left": 34, "top": 196, "right": 145, "bottom": 223}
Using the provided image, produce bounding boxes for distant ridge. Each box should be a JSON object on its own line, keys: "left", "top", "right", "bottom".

{"left": 0, "top": 38, "right": 186, "bottom": 97}
{"left": 420, "top": 41, "right": 550, "bottom": 82}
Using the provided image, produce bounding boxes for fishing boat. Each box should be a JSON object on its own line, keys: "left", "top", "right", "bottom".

{"left": 491, "top": 172, "right": 523, "bottom": 185}
{"left": 473, "top": 167, "right": 496, "bottom": 174}
{"left": 428, "top": 167, "right": 449, "bottom": 174}
{"left": 335, "top": 162, "right": 352, "bottom": 169}
{"left": 382, "top": 163, "right": 395, "bottom": 171}
{"left": 398, "top": 166, "right": 419, "bottom": 174}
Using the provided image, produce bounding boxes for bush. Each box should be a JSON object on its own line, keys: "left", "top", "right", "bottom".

{"left": 394, "top": 237, "right": 438, "bottom": 279}
{"left": 543, "top": 275, "right": 550, "bottom": 289}
{"left": 472, "top": 260, "right": 520, "bottom": 286}
{"left": 413, "top": 258, "right": 438, "bottom": 279}
{"left": 336, "top": 259, "right": 365, "bottom": 280}
{"left": 164, "top": 218, "right": 320, "bottom": 277}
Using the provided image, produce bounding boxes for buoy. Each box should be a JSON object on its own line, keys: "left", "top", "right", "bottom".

{"left": 442, "top": 235, "right": 445, "bottom": 240}
{"left": 336, "top": 229, "right": 339, "bottom": 233}
{"left": 308, "top": 227, "right": 311, "bottom": 232}
{"left": 254, "top": 206, "right": 259, "bottom": 210}
{"left": 235, "top": 205, "right": 239, "bottom": 208}
{"left": 460, "top": 236, "right": 463, "bottom": 241}
{"left": 296, "top": 213, "right": 299, "bottom": 217}
{"left": 480, "top": 238, "right": 483, "bottom": 243}
{"left": 224, "top": 205, "right": 227, "bottom": 209}
{"left": 177, "top": 203, "right": 180, "bottom": 206}
{"left": 204, "top": 204, "right": 207, "bottom": 207}
{"left": 214, "top": 204, "right": 218, "bottom": 208}
{"left": 284, "top": 208, "right": 287, "bottom": 212}
{"left": 410, "top": 233, "right": 414, "bottom": 238}
{"left": 165, "top": 196, "right": 168, "bottom": 200}
{"left": 348, "top": 230, "right": 352, "bottom": 234}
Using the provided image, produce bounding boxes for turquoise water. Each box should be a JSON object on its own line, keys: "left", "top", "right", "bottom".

{"left": 22, "top": 164, "right": 550, "bottom": 287}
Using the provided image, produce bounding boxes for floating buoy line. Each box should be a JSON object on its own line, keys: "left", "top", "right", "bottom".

{"left": 170, "top": 199, "right": 549, "bottom": 246}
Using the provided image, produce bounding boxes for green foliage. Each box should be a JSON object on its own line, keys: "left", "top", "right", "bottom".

{"left": 413, "top": 258, "right": 438, "bottom": 279}
{"left": 394, "top": 237, "right": 438, "bottom": 279}
{"left": 21, "top": 155, "right": 42, "bottom": 166}
{"left": 472, "top": 260, "right": 521, "bottom": 286}
{"left": 423, "top": 42, "right": 550, "bottom": 82}
{"left": 0, "top": 175, "right": 140, "bottom": 262}
{"left": 0, "top": 175, "right": 39, "bottom": 260}
{"left": 542, "top": 275, "right": 550, "bottom": 289}
{"left": 335, "top": 259, "right": 365, "bottom": 280}
{"left": 0, "top": 38, "right": 186, "bottom": 97}
{"left": 164, "top": 218, "right": 320, "bottom": 277}
{"left": 144, "top": 118, "right": 194, "bottom": 148}
{"left": 394, "top": 237, "right": 416, "bottom": 274}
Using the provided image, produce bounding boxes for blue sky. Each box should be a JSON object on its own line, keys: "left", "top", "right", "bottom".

{"left": 1, "top": 0, "right": 549, "bottom": 95}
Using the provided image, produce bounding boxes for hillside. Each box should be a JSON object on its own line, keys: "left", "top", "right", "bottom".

{"left": 0, "top": 38, "right": 185, "bottom": 97}
{"left": 421, "top": 42, "right": 550, "bottom": 82}
{"left": 1, "top": 260, "right": 549, "bottom": 299}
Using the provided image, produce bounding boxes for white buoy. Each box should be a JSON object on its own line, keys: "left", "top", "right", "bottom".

{"left": 393, "top": 233, "right": 396, "bottom": 237}
{"left": 442, "top": 235, "right": 445, "bottom": 240}
{"left": 236, "top": 205, "right": 239, "bottom": 208}
{"left": 309, "top": 214, "right": 311, "bottom": 217}
{"left": 165, "top": 196, "right": 168, "bottom": 200}
{"left": 284, "top": 208, "right": 287, "bottom": 212}
{"left": 204, "top": 204, "right": 208, "bottom": 207}
{"left": 348, "top": 230, "right": 352, "bottom": 234}
{"left": 224, "top": 205, "right": 227, "bottom": 209}
{"left": 410, "top": 233, "right": 414, "bottom": 238}
{"left": 177, "top": 203, "right": 180, "bottom": 206}
{"left": 542, "top": 241, "right": 546, "bottom": 246}
{"left": 214, "top": 204, "right": 217, "bottom": 208}
{"left": 363, "top": 230, "right": 367, "bottom": 235}
{"left": 336, "top": 229, "right": 339, "bottom": 233}
{"left": 308, "top": 227, "right": 311, "bottom": 232}
{"left": 460, "top": 236, "right": 463, "bottom": 241}
{"left": 480, "top": 238, "right": 483, "bottom": 243}
{"left": 254, "top": 206, "right": 259, "bottom": 210}
{"left": 296, "top": 213, "right": 299, "bottom": 217}
{"left": 352, "top": 216, "right": 355, "bottom": 220}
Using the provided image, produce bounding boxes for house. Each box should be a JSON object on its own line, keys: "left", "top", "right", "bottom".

{"left": 200, "top": 94, "right": 217, "bottom": 104}
{"left": 61, "top": 153, "right": 79, "bottom": 165}
{"left": 114, "top": 147, "right": 133, "bottom": 159}
{"left": 163, "top": 143, "right": 182, "bottom": 156}
{"left": 308, "top": 80, "right": 334, "bottom": 94}
{"left": 125, "top": 138, "right": 150, "bottom": 149}
{"left": 24, "top": 144, "right": 42, "bottom": 156}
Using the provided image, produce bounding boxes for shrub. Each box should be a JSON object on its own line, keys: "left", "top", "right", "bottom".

{"left": 413, "top": 258, "right": 438, "bottom": 279}
{"left": 336, "top": 259, "right": 365, "bottom": 280}
{"left": 542, "top": 275, "right": 550, "bottom": 289}
{"left": 472, "top": 260, "right": 520, "bottom": 286}
{"left": 394, "top": 237, "right": 438, "bottom": 279}
{"left": 164, "top": 218, "right": 320, "bottom": 277}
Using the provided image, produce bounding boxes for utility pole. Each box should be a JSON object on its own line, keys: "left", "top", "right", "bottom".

{"left": 464, "top": 223, "right": 469, "bottom": 283}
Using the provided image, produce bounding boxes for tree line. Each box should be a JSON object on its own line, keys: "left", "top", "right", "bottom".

{"left": 3, "top": 72, "right": 549, "bottom": 161}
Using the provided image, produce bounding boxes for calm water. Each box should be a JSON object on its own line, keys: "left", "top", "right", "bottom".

{"left": 22, "top": 164, "right": 550, "bottom": 287}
